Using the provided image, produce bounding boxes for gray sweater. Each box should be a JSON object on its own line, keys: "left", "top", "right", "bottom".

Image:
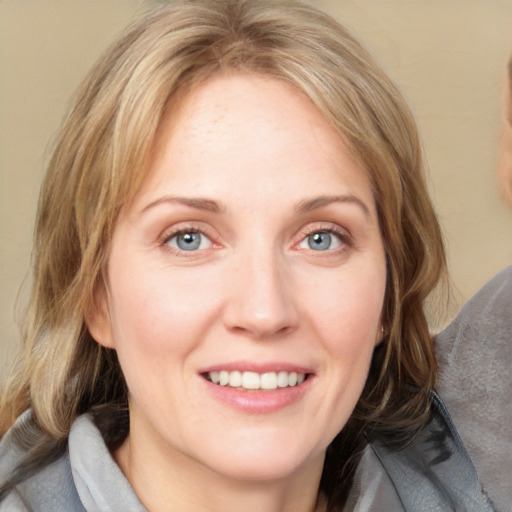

{"left": 436, "top": 266, "right": 512, "bottom": 512}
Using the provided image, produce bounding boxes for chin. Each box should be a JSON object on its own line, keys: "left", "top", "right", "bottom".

{"left": 194, "top": 438, "right": 325, "bottom": 483}
{"left": 209, "top": 460, "right": 311, "bottom": 483}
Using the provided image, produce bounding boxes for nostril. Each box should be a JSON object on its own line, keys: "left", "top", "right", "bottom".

{"left": 223, "top": 300, "right": 299, "bottom": 340}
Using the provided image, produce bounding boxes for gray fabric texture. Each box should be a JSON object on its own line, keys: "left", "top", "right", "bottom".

{"left": 436, "top": 266, "right": 512, "bottom": 512}
{"left": 0, "top": 411, "right": 83, "bottom": 512}
{"left": 344, "top": 445, "right": 405, "bottom": 511}
{"left": 370, "top": 392, "right": 494, "bottom": 511}
{"left": 0, "top": 412, "right": 146, "bottom": 512}
{"left": 68, "top": 415, "right": 146, "bottom": 511}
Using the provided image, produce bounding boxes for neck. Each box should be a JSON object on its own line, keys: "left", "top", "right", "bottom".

{"left": 115, "top": 431, "right": 327, "bottom": 512}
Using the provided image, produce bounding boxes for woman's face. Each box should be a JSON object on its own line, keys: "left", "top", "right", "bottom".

{"left": 89, "top": 74, "right": 387, "bottom": 484}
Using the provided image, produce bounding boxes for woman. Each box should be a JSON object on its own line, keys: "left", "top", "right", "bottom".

{"left": 0, "top": 1, "right": 491, "bottom": 510}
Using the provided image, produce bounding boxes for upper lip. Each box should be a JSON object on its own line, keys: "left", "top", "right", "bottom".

{"left": 198, "top": 361, "right": 315, "bottom": 375}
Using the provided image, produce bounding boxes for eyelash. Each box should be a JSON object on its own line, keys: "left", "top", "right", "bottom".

{"left": 159, "top": 223, "right": 351, "bottom": 255}
{"left": 295, "top": 224, "right": 351, "bottom": 252}
{"left": 160, "top": 225, "right": 216, "bottom": 254}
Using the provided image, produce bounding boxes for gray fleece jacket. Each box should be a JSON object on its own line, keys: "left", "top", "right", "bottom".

{"left": 436, "top": 266, "right": 512, "bottom": 512}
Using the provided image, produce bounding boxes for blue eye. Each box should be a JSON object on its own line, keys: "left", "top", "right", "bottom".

{"left": 167, "top": 231, "right": 212, "bottom": 251}
{"left": 300, "top": 231, "right": 342, "bottom": 251}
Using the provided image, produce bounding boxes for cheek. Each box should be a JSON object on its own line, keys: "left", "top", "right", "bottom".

{"left": 107, "top": 261, "right": 221, "bottom": 360}
{"left": 302, "top": 266, "right": 386, "bottom": 443}
{"left": 305, "top": 261, "right": 386, "bottom": 354}
{"left": 105, "top": 266, "right": 221, "bottom": 412}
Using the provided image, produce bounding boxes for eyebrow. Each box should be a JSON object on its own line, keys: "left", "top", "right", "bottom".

{"left": 140, "top": 194, "right": 370, "bottom": 217}
{"left": 140, "top": 196, "right": 225, "bottom": 215}
{"left": 294, "top": 194, "right": 370, "bottom": 216}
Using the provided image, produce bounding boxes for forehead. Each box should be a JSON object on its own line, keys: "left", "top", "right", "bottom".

{"left": 159, "top": 73, "right": 342, "bottom": 154}
{"left": 132, "top": 73, "right": 375, "bottom": 213}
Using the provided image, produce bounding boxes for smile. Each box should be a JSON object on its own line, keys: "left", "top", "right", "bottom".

{"left": 205, "top": 371, "right": 307, "bottom": 391}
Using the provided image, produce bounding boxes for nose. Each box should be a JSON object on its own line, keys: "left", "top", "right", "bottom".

{"left": 223, "top": 249, "right": 299, "bottom": 340}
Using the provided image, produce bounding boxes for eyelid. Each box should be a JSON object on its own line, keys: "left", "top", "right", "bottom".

{"left": 159, "top": 222, "right": 219, "bottom": 254}
{"left": 293, "top": 223, "right": 352, "bottom": 251}
{"left": 167, "top": 230, "right": 212, "bottom": 251}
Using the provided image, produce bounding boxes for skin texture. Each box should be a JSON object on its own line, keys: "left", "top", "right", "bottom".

{"left": 498, "top": 74, "right": 512, "bottom": 202}
{"left": 87, "top": 74, "right": 387, "bottom": 512}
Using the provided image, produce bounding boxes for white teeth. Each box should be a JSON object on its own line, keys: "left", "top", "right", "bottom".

{"left": 206, "top": 370, "right": 307, "bottom": 390}
{"left": 229, "top": 371, "right": 242, "bottom": 387}
{"left": 277, "top": 371, "right": 289, "bottom": 388}
{"left": 242, "top": 371, "right": 260, "bottom": 389}
{"left": 260, "top": 372, "right": 277, "bottom": 390}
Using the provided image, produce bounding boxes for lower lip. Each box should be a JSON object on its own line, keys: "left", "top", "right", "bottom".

{"left": 201, "top": 377, "right": 313, "bottom": 413}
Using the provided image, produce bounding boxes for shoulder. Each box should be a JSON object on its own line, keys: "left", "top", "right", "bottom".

{"left": 437, "top": 265, "right": 512, "bottom": 355}
{"left": 0, "top": 411, "right": 30, "bottom": 483}
{"left": 435, "top": 266, "right": 512, "bottom": 511}
{"left": 0, "top": 411, "right": 84, "bottom": 511}
{"left": 366, "top": 393, "right": 494, "bottom": 511}
{"left": 0, "top": 411, "right": 145, "bottom": 511}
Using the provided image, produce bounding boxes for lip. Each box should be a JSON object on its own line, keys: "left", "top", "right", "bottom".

{"left": 198, "top": 361, "right": 315, "bottom": 414}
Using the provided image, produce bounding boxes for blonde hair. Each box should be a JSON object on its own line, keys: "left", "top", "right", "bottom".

{"left": 1, "top": 0, "right": 446, "bottom": 504}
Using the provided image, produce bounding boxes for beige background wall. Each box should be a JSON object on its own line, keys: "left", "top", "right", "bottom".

{"left": 2, "top": 0, "right": 512, "bottom": 368}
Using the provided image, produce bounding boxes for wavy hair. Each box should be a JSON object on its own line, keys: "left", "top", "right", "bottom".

{"left": 0, "top": 0, "right": 446, "bottom": 506}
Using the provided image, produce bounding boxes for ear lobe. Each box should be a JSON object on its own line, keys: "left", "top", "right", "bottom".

{"left": 85, "top": 288, "right": 115, "bottom": 349}
{"left": 375, "top": 324, "right": 386, "bottom": 346}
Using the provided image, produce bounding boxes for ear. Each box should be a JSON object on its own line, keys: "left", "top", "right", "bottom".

{"left": 375, "top": 324, "right": 386, "bottom": 346}
{"left": 85, "top": 285, "right": 115, "bottom": 349}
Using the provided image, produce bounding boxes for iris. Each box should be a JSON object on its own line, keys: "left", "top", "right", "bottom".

{"left": 308, "top": 232, "right": 332, "bottom": 251}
